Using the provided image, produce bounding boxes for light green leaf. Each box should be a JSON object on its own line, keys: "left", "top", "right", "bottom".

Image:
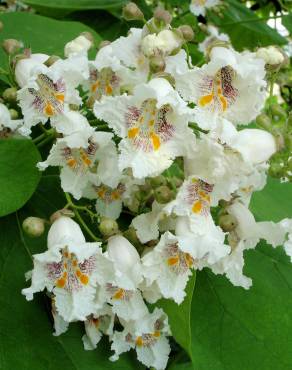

{"left": 190, "top": 178, "right": 292, "bottom": 370}
{"left": 157, "top": 273, "right": 196, "bottom": 360}
{"left": 0, "top": 174, "right": 143, "bottom": 369}
{"left": 210, "top": 0, "right": 287, "bottom": 50}
{"left": 0, "top": 12, "right": 101, "bottom": 71}
{"left": 0, "top": 138, "right": 41, "bottom": 217}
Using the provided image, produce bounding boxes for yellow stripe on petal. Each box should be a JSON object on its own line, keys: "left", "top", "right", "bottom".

{"left": 192, "top": 201, "right": 202, "bottom": 214}
{"left": 44, "top": 103, "right": 54, "bottom": 116}
{"left": 128, "top": 127, "right": 139, "bottom": 139}
{"left": 113, "top": 288, "right": 125, "bottom": 300}
{"left": 198, "top": 94, "right": 213, "bottom": 107}
{"left": 150, "top": 132, "right": 161, "bottom": 150}
{"left": 55, "top": 93, "right": 65, "bottom": 102}
{"left": 219, "top": 95, "right": 228, "bottom": 111}
{"left": 167, "top": 256, "right": 179, "bottom": 266}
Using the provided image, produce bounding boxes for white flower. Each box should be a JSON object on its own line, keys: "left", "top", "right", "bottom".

{"left": 94, "top": 78, "right": 195, "bottom": 178}
{"left": 64, "top": 35, "right": 92, "bottom": 57}
{"left": 177, "top": 46, "right": 266, "bottom": 128}
{"left": 256, "top": 46, "right": 285, "bottom": 66}
{"left": 15, "top": 53, "right": 49, "bottom": 88}
{"left": 110, "top": 308, "right": 171, "bottom": 370}
{"left": 38, "top": 129, "right": 120, "bottom": 200}
{"left": 0, "top": 103, "right": 23, "bottom": 132}
{"left": 82, "top": 304, "right": 114, "bottom": 350}
{"left": 51, "top": 297, "right": 69, "bottom": 336}
{"left": 97, "top": 235, "right": 147, "bottom": 321}
{"left": 279, "top": 219, "right": 292, "bottom": 261}
{"left": 142, "top": 231, "right": 194, "bottom": 304}
{"left": 141, "top": 30, "right": 182, "bottom": 57}
{"left": 199, "top": 25, "right": 230, "bottom": 55}
{"left": 190, "top": 0, "right": 220, "bottom": 16}
{"left": 17, "top": 54, "right": 89, "bottom": 136}
{"left": 22, "top": 217, "right": 110, "bottom": 322}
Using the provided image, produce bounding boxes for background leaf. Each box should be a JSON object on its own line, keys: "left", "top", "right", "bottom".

{"left": 0, "top": 138, "right": 41, "bottom": 217}
{"left": 24, "top": 0, "right": 128, "bottom": 11}
{"left": 210, "top": 0, "right": 287, "bottom": 50}
{"left": 0, "top": 175, "right": 143, "bottom": 370}
{"left": 282, "top": 13, "right": 292, "bottom": 35}
{"left": 189, "top": 178, "right": 292, "bottom": 370}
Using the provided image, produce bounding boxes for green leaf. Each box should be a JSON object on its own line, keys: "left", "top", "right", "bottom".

{"left": 0, "top": 138, "right": 41, "bottom": 217}
{"left": 23, "top": 0, "right": 127, "bottom": 10}
{"left": 157, "top": 272, "right": 196, "bottom": 360}
{"left": 210, "top": 0, "right": 287, "bottom": 50}
{"left": 190, "top": 178, "right": 292, "bottom": 370}
{"left": 0, "top": 174, "right": 143, "bottom": 369}
{"left": 0, "top": 12, "right": 101, "bottom": 71}
{"left": 282, "top": 13, "right": 292, "bottom": 35}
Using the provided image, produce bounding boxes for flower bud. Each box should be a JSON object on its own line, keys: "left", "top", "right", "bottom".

{"left": 149, "top": 175, "right": 167, "bottom": 188}
{"left": 2, "top": 87, "right": 17, "bottom": 103}
{"left": 123, "top": 227, "right": 141, "bottom": 247}
{"left": 0, "top": 21, "right": 3, "bottom": 32}
{"left": 218, "top": 214, "right": 238, "bottom": 232}
{"left": 9, "top": 109, "right": 18, "bottom": 120}
{"left": 274, "top": 131, "right": 285, "bottom": 151}
{"left": 2, "top": 39, "right": 22, "bottom": 55}
{"left": 44, "top": 55, "right": 60, "bottom": 67}
{"left": 107, "top": 235, "right": 140, "bottom": 271}
{"left": 177, "top": 25, "right": 194, "bottom": 42}
{"left": 149, "top": 55, "right": 166, "bottom": 73}
{"left": 64, "top": 35, "right": 92, "bottom": 57}
{"left": 22, "top": 217, "right": 45, "bottom": 238}
{"left": 232, "top": 128, "right": 276, "bottom": 164}
{"left": 50, "top": 208, "right": 75, "bottom": 223}
{"left": 152, "top": 72, "right": 175, "bottom": 87}
{"left": 255, "top": 113, "right": 272, "bottom": 130}
{"left": 99, "top": 217, "right": 119, "bottom": 237}
{"left": 141, "top": 29, "right": 182, "bottom": 57}
{"left": 153, "top": 7, "right": 172, "bottom": 25}
{"left": 48, "top": 216, "right": 85, "bottom": 248}
{"left": 81, "top": 31, "right": 95, "bottom": 44}
{"left": 122, "top": 2, "right": 144, "bottom": 21}
{"left": 154, "top": 185, "right": 173, "bottom": 204}
{"left": 99, "top": 40, "right": 111, "bottom": 49}
{"left": 256, "top": 46, "right": 285, "bottom": 70}
{"left": 270, "top": 104, "right": 287, "bottom": 120}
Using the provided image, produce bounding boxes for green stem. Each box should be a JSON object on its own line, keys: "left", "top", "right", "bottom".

{"left": 36, "top": 134, "right": 55, "bottom": 148}
{"left": 222, "top": 14, "right": 282, "bottom": 26}
{"left": 64, "top": 193, "right": 101, "bottom": 242}
{"left": 183, "top": 44, "right": 192, "bottom": 69}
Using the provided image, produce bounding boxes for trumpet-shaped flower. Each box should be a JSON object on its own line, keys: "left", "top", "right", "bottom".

{"left": 110, "top": 308, "right": 171, "bottom": 370}
{"left": 94, "top": 78, "right": 195, "bottom": 178}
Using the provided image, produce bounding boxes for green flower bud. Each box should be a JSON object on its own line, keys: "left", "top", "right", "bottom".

{"left": 274, "top": 131, "right": 285, "bottom": 151}
{"left": 2, "top": 38, "right": 22, "bottom": 55}
{"left": 284, "top": 132, "right": 292, "bottom": 151}
{"left": 149, "top": 175, "right": 167, "bottom": 188}
{"left": 2, "top": 87, "right": 17, "bottom": 103}
{"left": 99, "top": 217, "right": 119, "bottom": 237}
{"left": 44, "top": 55, "right": 61, "bottom": 67}
{"left": 126, "top": 196, "right": 140, "bottom": 213}
{"left": 123, "top": 227, "right": 141, "bottom": 247}
{"left": 177, "top": 25, "right": 194, "bottom": 42}
{"left": 22, "top": 217, "right": 45, "bottom": 238}
{"left": 153, "top": 7, "right": 172, "bottom": 25}
{"left": 122, "top": 2, "right": 144, "bottom": 21}
{"left": 149, "top": 55, "right": 166, "bottom": 73}
{"left": 154, "top": 185, "right": 173, "bottom": 204}
{"left": 218, "top": 214, "right": 238, "bottom": 232}
{"left": 9, "top": 109, "right": 19, "bottom": 120}
{"left": 255, "top": 113, "right": 272, "bottom": 130}
{"left": 270, "top": 104, "right": 287, "bottom": 120}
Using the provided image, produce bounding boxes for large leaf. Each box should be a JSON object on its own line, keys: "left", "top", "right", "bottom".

{"left": 23, "top": 0, "right": 127, "bottom": 10}
{"left": 282, "top": 13, "right": 292, "bottom": 35}
{"left": 0, "top": 175, "right": 143, "bottom": 370}
{"left": 0, "top": 12, "right": 101, "bottom": 72}
{"left": 157, "top": 273, "right": 196, "bottom": 360}
{"left": 210, "top": 0, "right": 287, "bottom": 50}
{"left": 190, "top": 178, "right": 292, "bottom": 370}
{"left": 0, "top": 138, "right": 41, "bottom": 217}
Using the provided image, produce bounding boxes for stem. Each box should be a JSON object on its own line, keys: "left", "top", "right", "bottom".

{"left": 36, "top": 134, "right": 55, "bottom": 148}
{"left": 183, "top": 44, "right": 192, "bottom": 69}
{"left": 222, "top": 14, "right": 282, "bottom": 26}
{"left": 64, "top": 193, "right": 101, "bottom": 242}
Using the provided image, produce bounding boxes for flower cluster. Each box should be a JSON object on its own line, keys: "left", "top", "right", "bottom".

{"left": 0, "top": 3, "right": 289, "bottom": 369}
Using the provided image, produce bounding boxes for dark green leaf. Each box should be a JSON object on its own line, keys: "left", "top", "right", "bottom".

{"left": 0, "top": 138, "right": 41, "bottom": 217}
{"left": 210, "top": 0, "right": 287, "bottom": 50}
{"left": 190, "top": 178, "right": 292, "bottom": 370}
{"left": 282, "top": 13, "right": 292, "bottom": 35}
{"left": 157, "top": 273, "right": 196, "bottom": 360}
{"left": 23, "top": 0, "right": 127, "bottom": 11}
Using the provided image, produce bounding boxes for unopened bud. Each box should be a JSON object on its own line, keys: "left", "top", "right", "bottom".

{"left": 22, "top": 217, "right": 45, "bottom": 238}
{"left": 270, "top": 104, "right": 287, "bottom": 120}
{"left": 123, "top": 227, "right": 141, "bottom": 247}
{"left": 153, "top": 7, "right": 172, "bottom": 25}
{"left": 44, "top": 55, "right": 60, "bottom": 67}
{"left": 177, "top": 25, "right": 194, "bottom": 42}
{"left": 122, "top": 2, "right": 144, "bottom": 21}
{"left": 152, "top": 72, "right": 175, "bottom": 87}
{"left": 2, "top": 39, "right": 22, "bottom": 55}
{"left": 81, "top": 31, "right": 94, "bottom": 44}
{"left": 256, "top": 46, "right": 285, "bottom": 71}
{"left": 50, "top": 209, "right": 75, "bottom": 224}
{"left": 255, "top": 113, "right": 272, "bottom": 130}
{"left": 285, "top": 133, "right": 292, "bottom": 151}
{"left": 149, "top": 175, "right": 167, "bottom": 188}
{"left": 107, "top": 235, "right": 140, "bottom": 270}
{"left": 99, "top": 40, "right": 111, "bottom": 49}
{"left": 2, "top": 87, "right": 17, "bottom": 103}
{"left": 9, "top": 109, "right": 18, "bottom": 120}
{"left": 274, "top": 131, "right": 285, "bottom": 151}
{"left": 126, "top": 196, "right": 140, "bottom": 213}
{"left": 198, "top": 23, "right": 208, "bottom": 33}
{"left": 149, "top": 55, "right": 166, "bottom": 73}
{"left": 154, "top": 185, "right": 173, "bottom": 204}
{"left": 99, "top": 217, "right": 119, "bottom": 237}
{"left": 0, "top": 21, "right": 3, "bottom": 32}
{"left": 218, "top": 214, "right": 238, "bottom": 232}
